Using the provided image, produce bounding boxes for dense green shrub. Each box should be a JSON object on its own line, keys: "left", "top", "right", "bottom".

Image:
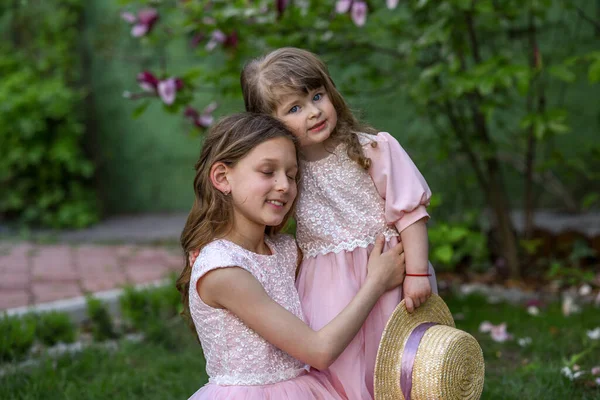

{"left": 0, "top": 313, "right": 36, "bottom": 362}
{"left": 0, "top": 0, "right": 98, "bottom": 228}
{"left": 86, "top": 296, "right": 118, "bottom": 341}
{"left": 119, "top": 284, "right": 180, "bottom": 332}
{"left": 35, "top": 311, "right": 77, "bottom": 346}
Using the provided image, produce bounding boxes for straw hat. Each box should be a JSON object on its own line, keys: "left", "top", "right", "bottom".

{"left": 374, "top": 294, "right": 485, "bottom": 400}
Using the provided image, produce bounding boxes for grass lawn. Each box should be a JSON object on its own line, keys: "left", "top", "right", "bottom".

{"left": 1, "top": 292, "right": 598, "bottom": 399}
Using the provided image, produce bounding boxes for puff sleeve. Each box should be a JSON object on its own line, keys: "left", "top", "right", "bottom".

{"left": 364, "top": 131, "right": 431, "bottom": 233}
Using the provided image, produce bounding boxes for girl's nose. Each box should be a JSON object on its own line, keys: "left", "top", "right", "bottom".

{"left": 275, "top": 173, "right": 290, "bottom": 192}
{"left": 308, "top": 103, "right": 322, "bottom": 119}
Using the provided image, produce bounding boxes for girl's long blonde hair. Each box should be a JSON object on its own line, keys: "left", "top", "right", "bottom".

{"left": 177, "top": 113, "right": 300, "bottom": 332}
{"left": 241, "top": 47, "right": 378, "bottom": 170}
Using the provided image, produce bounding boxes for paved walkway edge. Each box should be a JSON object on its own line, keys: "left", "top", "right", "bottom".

{"left": 4, "top": 279, "right": 171, "bottom": 324}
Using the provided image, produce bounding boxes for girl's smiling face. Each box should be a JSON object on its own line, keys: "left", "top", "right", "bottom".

{"left": 225, "top": 136, "right": 298, "bottom": 234}
{"left": 274, "top": 87, "right": 338, "bottom": 158}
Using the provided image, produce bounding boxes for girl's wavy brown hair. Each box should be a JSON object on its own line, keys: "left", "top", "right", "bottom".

{"left": 241, "top": 47, "right": 378, "bottom": 170}
{"left": 177, "top": 113, "right": 300, "bottom": 333}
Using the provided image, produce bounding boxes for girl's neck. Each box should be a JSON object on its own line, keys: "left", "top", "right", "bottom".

{"left": 301, "top": 137, "right": 339, "bottom": 162}
{"left": 224, "top": 228, "right": 271, "bottom": 255}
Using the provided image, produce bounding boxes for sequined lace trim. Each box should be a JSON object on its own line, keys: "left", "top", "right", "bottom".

{"left": 301, "top": 228, "right": 399, "bottom": 258}
{"left": 210, "top": 366, "right": 308, "bottom": 386}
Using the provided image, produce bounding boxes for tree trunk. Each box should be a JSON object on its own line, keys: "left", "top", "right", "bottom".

{"left": 486, "top": 159, "right": 521, "bottom": 279}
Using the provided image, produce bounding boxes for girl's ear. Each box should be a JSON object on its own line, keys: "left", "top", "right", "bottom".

{"left": 209, "top": 162, "right": 231, "bottom": 195}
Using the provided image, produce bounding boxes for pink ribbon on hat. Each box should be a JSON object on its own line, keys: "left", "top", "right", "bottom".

{"left": 400, "top": 322, "right": 439, "bottom": 400}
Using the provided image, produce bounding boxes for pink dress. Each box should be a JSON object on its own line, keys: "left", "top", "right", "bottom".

{"left": 188, "top": 235, "right": 345, "bottom": 400}
{"left": 295, "top": 132, "right": 438, "bottom": 399}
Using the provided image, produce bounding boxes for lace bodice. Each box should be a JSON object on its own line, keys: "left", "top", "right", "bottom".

{"left": 189, "top": 235, "right": 308, "bottom": 386}
{"left": 296, "top": 134, "right": 399, "bottom": 258}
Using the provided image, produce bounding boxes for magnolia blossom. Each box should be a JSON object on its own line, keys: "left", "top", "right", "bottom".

{"left": 276, "top": 0, "right": 289, "bottom": 16}
{"left": 479, "top": 321, "right": 493, "bottom": 333}
{"left": 135, "top": 71, "right": 183, "bottom": 105}
{"left": 587, "top": 327, "right": 600, "bottom": 340}
{"left": 592, "top": 366, "right": 600, "bottom": 376}
{"left": 336, "top": 0, "right": 352, "bottom": 14}
{"left": 185, "top": 102, "right": 218, "bottom": 129}
{"left": 137, "top": 71, "right": 160, "bottom": 92}
{"left": 490, "top": 323, "right": 513, "bottom": 343}
{"left": 206, "top": 30, "right": 239, "bottom": 51}
{"left": 387, "top": 0, "right": 399, "bottom": 9}
{"left": 479, "top": 321, "right": 513, "bottom": 342}
{"left": 351, "top": 1, "right": 367, "bottom": 27}
{"left": 596, "top": 377, "right": 600, "bottom": 386}
{"left": 121, "top": 8, "right": 159, "bottom": 37}
{"left": 157, "top": 78, "right": 184, "bottom": 105}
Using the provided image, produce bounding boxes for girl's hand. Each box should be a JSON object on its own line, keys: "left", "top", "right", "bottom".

{"left": 189, "top": 249, "right": 200, "bottom": 266}
{"left": 366, "top": 235, "right": 405, "bottom": 293}
{"left": 403, "top": 277, "right": 431, "bottom": 313}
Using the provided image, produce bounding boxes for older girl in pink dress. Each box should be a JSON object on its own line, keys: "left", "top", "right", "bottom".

{"left": 241, "top": 48, "right": 438, "bottom": 399}
{"left": 178, "top": 113, "right": 406, "bottom": 399}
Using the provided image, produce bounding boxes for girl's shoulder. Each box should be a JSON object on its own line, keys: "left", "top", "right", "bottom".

{"left": 195, "top": 239, "right": 251, "bottom": 271}
{"left": 356, "top": 131, "right": 397, "bottom": 148}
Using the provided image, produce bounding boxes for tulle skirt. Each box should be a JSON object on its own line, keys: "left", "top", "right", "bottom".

{"left": 188, "top": 370, "right": 346, "bottom": 399}
{"left": 296, "top": 237, "right": 438, "bottom": 399}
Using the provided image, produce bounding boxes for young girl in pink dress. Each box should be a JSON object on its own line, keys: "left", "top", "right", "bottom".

{"left": 241, "top": 48, "right": 439, "bottom": 399}
{"left": 177, "top": 113, "right": 407, "bottom": 399}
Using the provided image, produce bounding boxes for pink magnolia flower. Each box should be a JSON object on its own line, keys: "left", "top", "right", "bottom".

{"left": 157, "top": 78, "right": 184, "bottom": 105}
{"left": 351, "top": 1, "right": 367, "bottom": 27}
{"left": 276, "top": 0, "right": 289, "bottom": 17}
{"left": 387, "top": 0, "right": 399, "bottom": 9}
{"left": 137, "top": 71, "right": 159, "bottom": 92}
{"left": 121, "top": 8, "right": 159, "bottom": 38}
{"left": 135, "top": 72, "right": 183, "bottom": 105}
{"left": 336, "top": 0, "right": 352, "bottom": 14}
{"left": 490, "top": 323, "right": 513, "bottom": 343}
{"left": 185, "top": 102, "right": 218, "bottom": 129}
{"left": 592, "top": 366, "right": 600, "bottom": 376}
{"left": 479, "top": 321, "right": 493, "bottom": 333}
{"left": 206, "top": 30, "right": 238, "bottom": 51}
{"left": 479, "top": 321, "right": 513, "bottom": 342}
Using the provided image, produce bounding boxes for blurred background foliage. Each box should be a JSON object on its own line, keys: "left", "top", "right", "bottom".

{"left": 1, "top": 0, "right": 598, "bottom": 278}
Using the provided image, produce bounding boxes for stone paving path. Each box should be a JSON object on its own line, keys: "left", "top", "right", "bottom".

{"left": 0, "top": 242, "right": 182, "bottom": 310}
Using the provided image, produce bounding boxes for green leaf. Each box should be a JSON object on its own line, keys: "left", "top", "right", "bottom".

{"left": 132, "top": 101, "right": 151, "bottom": 119}
{"left": 549, "top": 64, "right": 576, "bottom": 83}
{"left": 433, "top": 245, "right": 454, "bottom": 264}
{"left": 589, "top": 59, "right": 600, "bottom": 83}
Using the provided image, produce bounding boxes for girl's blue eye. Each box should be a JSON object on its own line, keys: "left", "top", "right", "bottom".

{"left": 313, "top": 93, "right": 322, "bottom": 101}
{"left": 288, "top": 105, "right": 299, "bottom": 114}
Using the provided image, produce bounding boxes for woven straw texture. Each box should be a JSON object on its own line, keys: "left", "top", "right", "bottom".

{"left": 374, "top": 295, "right": 485, "bottom": 400}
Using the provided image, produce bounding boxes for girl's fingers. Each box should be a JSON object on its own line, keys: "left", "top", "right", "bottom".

{"left": 372, "top": 234, "right": 384, "bottom": 256}
{"left": 405, "top": 297, "right": 415, "bottom": 313}
{"left": 391, "top": 241, "right": 404, "bottom": 255}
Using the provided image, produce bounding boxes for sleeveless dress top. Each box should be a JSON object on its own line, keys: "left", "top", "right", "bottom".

{"left": 187, "top": 234, "right": 345, "bottom": 400}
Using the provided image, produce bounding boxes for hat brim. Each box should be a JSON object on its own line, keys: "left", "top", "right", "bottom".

{"left": 374, "top": 294, "right": 455, "bottom": 400}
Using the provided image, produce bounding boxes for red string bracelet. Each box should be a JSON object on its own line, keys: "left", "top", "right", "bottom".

{"left": 405, "top": 273, "right": 432, "bottom": 277}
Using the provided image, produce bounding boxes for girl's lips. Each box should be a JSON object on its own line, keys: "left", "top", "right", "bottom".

{"left": 309, "top": 120, "right": 327, "bottom": 132}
